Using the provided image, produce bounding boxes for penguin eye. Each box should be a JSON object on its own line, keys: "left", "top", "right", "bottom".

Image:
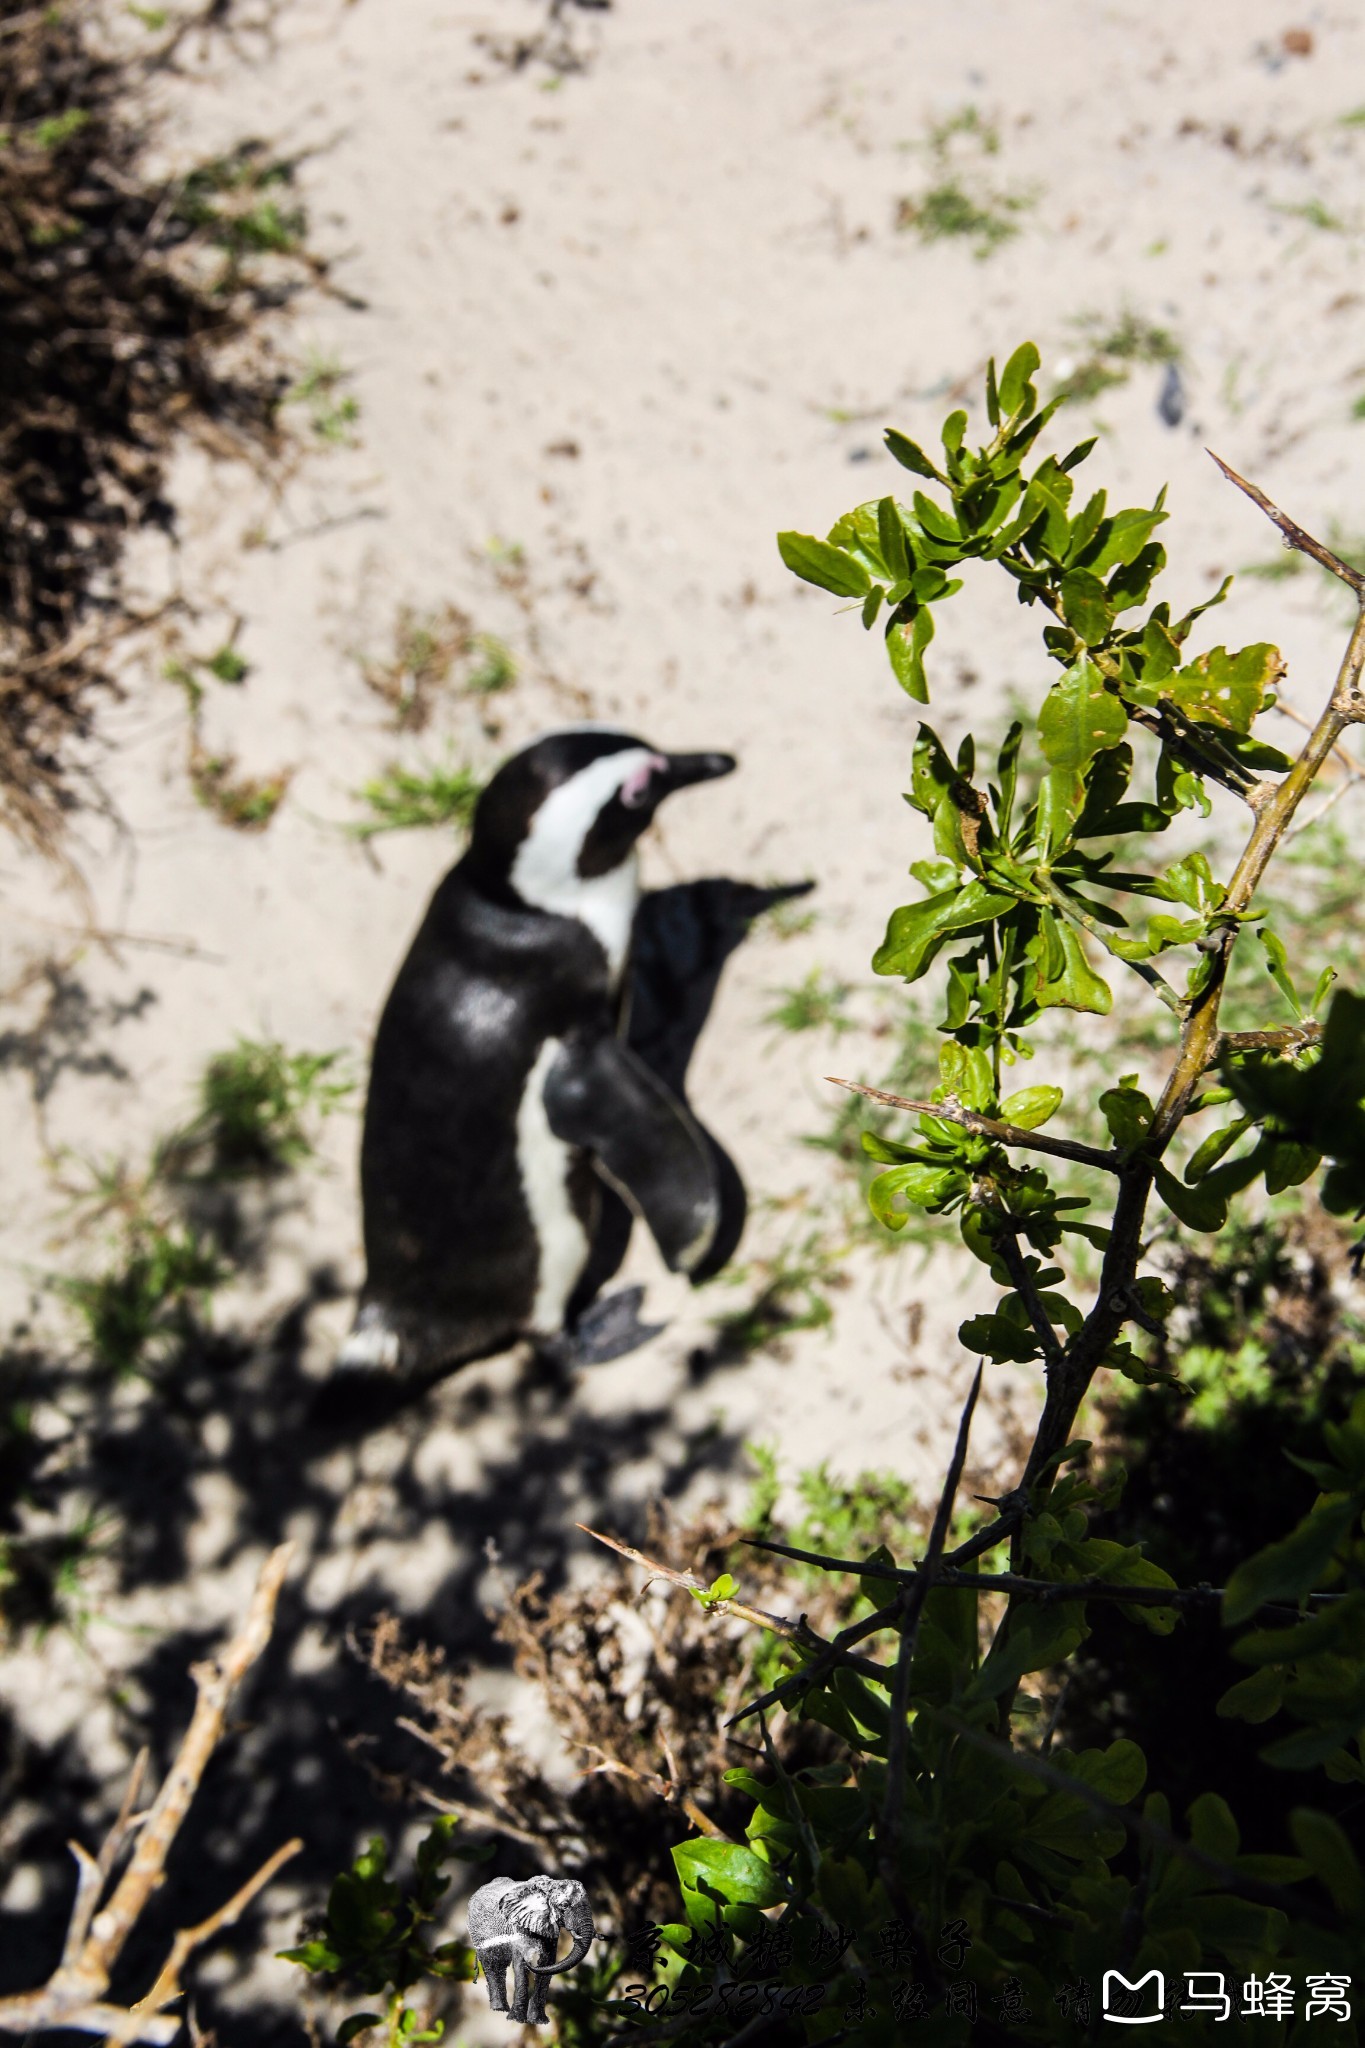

{"left": 619, "top": 755, "right": 664, "bottom": 810}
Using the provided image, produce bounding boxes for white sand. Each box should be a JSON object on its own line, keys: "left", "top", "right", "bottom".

{"left": 2, "top": 0, "right": 1362, "bottom": 2024}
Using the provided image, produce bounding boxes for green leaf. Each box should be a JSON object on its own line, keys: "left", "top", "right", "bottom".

{"left": 1188, "top": 1790, "right": 1240, "bottom": 1862}
{"left": 338, "top": 2020, "right": 383, "bottom": 2046}
{"left": 1259, "top": 928, "right": 1301, "bottom": 1018}
{"left": 1153, "top": 1161, "right": 1228, "bottom": 1233}
{"left": 1098, "top": 1079, "right": 1155, "bottom": 1149}
{"left": 998, "top": 340, "right": 1040, "bottom": 418}
{"left": 673, "top": 1839, "right": 784, "bottom": 1907}
{"left": 1058, "top": 570, "right": 1114, "bottom": 646}
{"left": 1262, "top": 1723, "right": 1360, "bottom": 1771}
{"left": 999, "top": 1084, "right": 1063, "bottom": 1130}
{"left": 776, "top": 531, "right": 871, "bottom": 598}
{"left": 938, "top": 1038, "right": 995, "bottom": 1109}
{"left": 884, "top": 428, "right": 944, "bottom": 481}
{"left": 995, "top": 718, "right": 1023, "bottom": 834}
{"left": 1289, "top": 1809, "right": 1365, "bottom": 1918}
{"left": 872, "top": 881, "right": 1016, "bottom": 980}
{"left": 1068, "top": 1739, "right": 1147, "bottom": 1805}
{"left": 912, "top": 490, "right": 961, "bottom": 545}
{"left": 1154, "top": 851, "right": 1223, "bottom": 914}
{"left": 1217, "top": 1666, "right": 1285, "bottom": 1725}
{"left": 278, "top": 1940, "right": 342, "bottom": 1973}
{"left": 970, "top": 1603, "right": 1085, "bottom": 1701}
{"left": 907, "top": 722, "right": 956, "bottom": 816}
{"left": 815, "top": 1854, "right": 877, "bottom": 1928}
{"left": 1223, "top": 1499, "right": 1358, "bottom": 1625}
{"left": 1310, "top": 964, "right": 1338, "bottom": 1015}
{"left": 1167, "top": 642, "right": 1283, "bottom": 735}
{"left": 1263, "top": 1138, "right": 1322, "bottom": 1194}
{"left": 1184, "top": 1117, "right": 1252, "bottom": 1184}
{"left": 959, "top": 1312, "right": 1042, "bottom": 1363}
{"left": 876, "top": 496, "right": 910, "bottom": 582}
{"left": 886, "top": 605, "right": 934, "bottom": 701}
{"left": 1033, "top": 921, "right": 1112, "bottom": 1015}
{"left": 1059, "top": 434, "right": 1098, "bottom": 472}
{"left": 869, "top": 1162, "right": 967, "bottom": 1228}
{"left": 1087, "top": 505, "right": 1168, "bottom": 573}
{"left": 1038, "top": 657, "right": 1127, "bottom": 771}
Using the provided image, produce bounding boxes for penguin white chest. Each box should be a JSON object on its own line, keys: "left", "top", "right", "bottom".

{"left": 516, "top": 1039, "right": 591, "bottom": 1332}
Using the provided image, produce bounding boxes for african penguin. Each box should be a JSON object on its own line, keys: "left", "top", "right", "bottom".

{"left": 338, "top": 728, "right": 737, "bottom": 1390}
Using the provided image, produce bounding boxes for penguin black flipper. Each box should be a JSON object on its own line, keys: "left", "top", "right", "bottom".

{"left": 543, "top": 1033, "right": 720, "bottom": 1276}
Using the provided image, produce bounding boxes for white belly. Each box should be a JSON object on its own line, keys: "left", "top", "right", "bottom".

{"left": 515, "top": 1039, "right": 591, "bottom": 1333}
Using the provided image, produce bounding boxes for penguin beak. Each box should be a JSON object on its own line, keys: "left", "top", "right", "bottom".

{"left": 659, "top": 751, "right": 737, "bottom": 795}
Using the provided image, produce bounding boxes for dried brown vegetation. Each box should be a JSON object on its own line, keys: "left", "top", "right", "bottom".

{"left": 353, "top": 1502, "right": 856, "bottom": 1935}
{"left": 0, "top": 0, "right": 301, "bottom": 849}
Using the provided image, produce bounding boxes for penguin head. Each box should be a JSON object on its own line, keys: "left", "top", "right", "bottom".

{"left": 468, "top": 729, "right": 736, "bottom": 902}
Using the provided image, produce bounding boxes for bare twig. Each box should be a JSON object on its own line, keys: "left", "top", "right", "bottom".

{"left": 1208, "top": 453, "right": 1365, "bottom": 597}
{"left": 991, "top": 1220, "right": 1062, "bottom": 1366}
{"left": 577, "top": 1524, "right": 890, "bottom": 1689}
{"left": 1216, "top": 1024, "right": 1322, "bottom": 1056}
{"left": 878, "top": 1370, "right": 981, "bottom": 1887}
{"left": 741, "top": 1539, "right": 1345, "bottom": 1615}
{"left": 725, "top": 1599, "right": 899, "bottom": 1728}
{"left": 0, "top": 1546, "right": 298, "bottom": 2045}
{"left": 59, "top": 1750, "right": 148, "bottom": 1967}
{"left": 132, "top": 1837, "right": 303, "bottom": 2019}
{"left": 825, "top": 1078, "right": 1120, "bottom": 1173}
{"left": 573, "top": 1743, "right": 726, "bottom": 1841}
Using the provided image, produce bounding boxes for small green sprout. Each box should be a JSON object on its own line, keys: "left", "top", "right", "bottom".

{"left": 464, "top": 632, "right": 516, "bottom": 695}
{"left": 350, "top": 760, "right": 483, "bottom": 839}
{"left": 285, "top": 353, "right": 361, "bottom": 445}
{"left": 59, "top": 1222, "right": 224, "bottom": 1378}
{"left": 180, "top": 1039, "right": 353, "bottom": 1177}
{"left": 189, "top": 748, "right": 290, "bottom": 830}
{"left": 765, "top": 969, "right": 853, "bottom": 1035}
{"left": 205, "top": 644, "right": 248, "bottom": 683}
{"left": 692, "top": 1572, "right": 739, "bottom": 1610}
{"left": 33, "top": 109, "right": 90, "bottom": 151}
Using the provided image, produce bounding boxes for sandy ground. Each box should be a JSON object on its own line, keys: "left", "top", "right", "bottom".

{"left": 2, "top": 0, "right": 1364, "bottom": 2033}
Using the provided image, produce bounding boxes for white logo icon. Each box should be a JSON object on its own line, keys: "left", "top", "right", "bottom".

{"left": 1103, "top": 1970, "right": 1165, "bottom": 2024}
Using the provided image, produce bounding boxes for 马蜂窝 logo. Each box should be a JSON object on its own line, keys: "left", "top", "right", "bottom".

{"left": 1102, "top": 1969, "right": 1165, "bottom": 2024}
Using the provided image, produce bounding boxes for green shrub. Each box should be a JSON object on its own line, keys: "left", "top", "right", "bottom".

{"left": 186, "top": 1038, "right": 353, "bottom": 1176}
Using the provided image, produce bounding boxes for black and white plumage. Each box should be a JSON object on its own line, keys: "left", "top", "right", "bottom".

{"left": 338, "top": 728, "right": 738, "bottom": 1390}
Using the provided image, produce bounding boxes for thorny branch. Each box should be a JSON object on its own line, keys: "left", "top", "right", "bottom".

{"left": 825, "top": 1077, "right": 1121, "bottom": 1172}
{"left": 743, "top": 1537, "right": 1349, "bottom": 1615}
{"left": 989, "top": 1217, "right": 1063, "bottom": 1367}
{"left": 1208, "top": 453, "right": 1365, "bottom": 598}
{"left": 0, "top": 1545, "right": 299, "bottom": 2045}
{"left": 1013, "top": 474, "right": 1365, "bottom": 1502}
{"left": 577, "top": 1524, "right": 890, "bottom": 1691}
{"left": 877, "top": 1370, "right": 981, "bottom": 1894}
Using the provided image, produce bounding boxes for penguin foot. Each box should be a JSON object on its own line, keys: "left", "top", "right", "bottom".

{"left": 311, "top": 1305, "right": 425, "bottom": 1429}
{"left": 563, "top": 1285, "right": 666, "bottom": 1365}
{"left": 337, "top": 1311, "right": 402, "bottom": 1372}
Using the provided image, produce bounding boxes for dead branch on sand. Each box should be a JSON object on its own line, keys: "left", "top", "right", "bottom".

{"left": 0, "top": 1544, "right": 300, "bottom": 2045}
